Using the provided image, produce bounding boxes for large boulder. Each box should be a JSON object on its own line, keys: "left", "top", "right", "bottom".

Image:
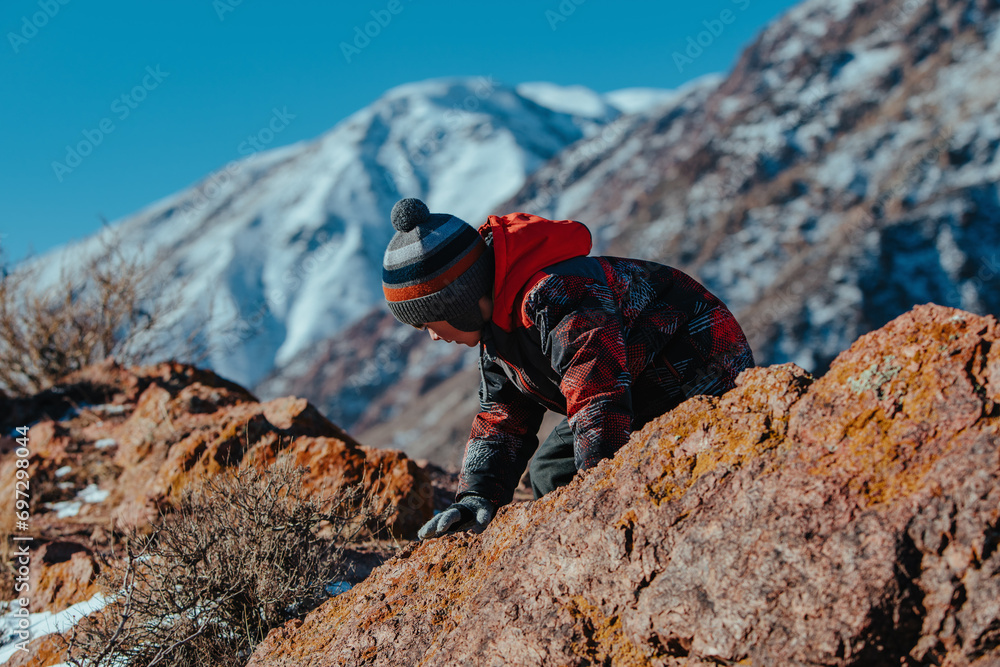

{"left": 248, "top": 304, "right": 1000, "bottom": 666}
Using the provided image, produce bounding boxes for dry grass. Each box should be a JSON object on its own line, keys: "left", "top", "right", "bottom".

{"left": 64, "top": 462, "right": 389, "bottom": 666}
{"left": 0, "top": 230, "right": 197, "bottom": 396}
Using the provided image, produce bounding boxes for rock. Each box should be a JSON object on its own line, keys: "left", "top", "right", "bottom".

{"left": 247, "top": 305, "right": 1000, "bottom": 666}
{"left": 28, "top": 541, "right": 100, "bottom": 614}
{"left": 356, "top": 446, "right": 435, "bottom": 538}
{"left": 3, "top": 633, "right": 67, "bottom": 667}
{"left": 49, "top": 361, "right": 435, "bottom": 538}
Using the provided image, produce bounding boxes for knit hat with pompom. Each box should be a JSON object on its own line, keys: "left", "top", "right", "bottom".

{"left": 382, "top": 198, "right": 493, "bottom": 332}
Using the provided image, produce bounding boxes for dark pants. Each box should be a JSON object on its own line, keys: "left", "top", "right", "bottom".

{"left": 528, "top": 414, "right": 663, "bottom": 499}
{"left": 529, "top": 419, "right": 577, "bottom": 499}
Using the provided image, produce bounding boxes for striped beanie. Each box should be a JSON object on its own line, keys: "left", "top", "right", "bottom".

{"left": 382, "top": 198, "right": 493, "bottom": 332}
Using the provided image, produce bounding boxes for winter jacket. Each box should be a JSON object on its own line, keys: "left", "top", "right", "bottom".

{"left": 457, "top": 213, "right": 754, "bottom": 508}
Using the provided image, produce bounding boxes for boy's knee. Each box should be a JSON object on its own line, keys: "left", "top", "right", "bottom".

{"left": 529, "top": 453, "right": 577, "bottom": 499}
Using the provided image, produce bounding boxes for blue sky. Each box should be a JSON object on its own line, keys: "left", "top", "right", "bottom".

{"left": 1, "top": 0, "right": 802, "bottom": 263}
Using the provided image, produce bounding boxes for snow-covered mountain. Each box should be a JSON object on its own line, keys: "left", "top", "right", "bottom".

{"left": 35, "top": 78, "right": 663, "bottom": 388}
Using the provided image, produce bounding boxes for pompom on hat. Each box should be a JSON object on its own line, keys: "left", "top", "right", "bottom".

{"left": 382, "top": 198, "right": 493, "bottom": 332}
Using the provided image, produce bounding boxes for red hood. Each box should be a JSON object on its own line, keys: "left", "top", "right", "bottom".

{"left": 479, "top": 213, "right": 592, "bottom": 332}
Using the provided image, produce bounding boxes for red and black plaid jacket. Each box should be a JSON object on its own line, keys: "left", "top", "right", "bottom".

{"left": 457, "top": 214, "right": 754, "bottom": 507}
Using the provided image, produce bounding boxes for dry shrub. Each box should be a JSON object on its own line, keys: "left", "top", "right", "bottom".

{"left": 66, "top": 462, "right": 388, "bottom": 666}
{"left": 0, "top": 525, "right": 14, "bottom": 609}
{"left": 0, "top": 230, "right": 194, "bottom": 396}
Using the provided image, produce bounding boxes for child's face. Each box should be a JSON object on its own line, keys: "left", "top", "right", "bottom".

{"left": 417, "top": 321, "right": 481, "bottom": 347}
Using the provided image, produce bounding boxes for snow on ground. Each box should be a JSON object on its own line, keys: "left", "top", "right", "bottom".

{"left": 0, "top": 594, "right": 108, "bottom": 663}
{"left": 833, "top": 46, "right": 902, "bottom": 89}
{"left": 47, "top": 500, "right": 83, "bottom": 519}
{"left": 77, "top": 484, "right": 110, "bottom": 504}
{"left": 44, "top": 484, "right": 111, "bottom": 518}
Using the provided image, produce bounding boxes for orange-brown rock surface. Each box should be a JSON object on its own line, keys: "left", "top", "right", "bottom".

{"left": 0, "top": 360, "right": 434, "bottom": 622}
{"left": 2, "top": 634, "right": 65, "bottom": 667}
{"left": 247, "top": 304, "right": 1000, "bottom": 667}
{"left": 26, "top": 542, "right": 100, "bottom": 614}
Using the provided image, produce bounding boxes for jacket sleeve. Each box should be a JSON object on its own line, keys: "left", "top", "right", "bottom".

{"left": 525, "top": 274, "right": 634, "bottom": 470}
{"left": 456, "top": 351, "right": 546, "bottom": 507}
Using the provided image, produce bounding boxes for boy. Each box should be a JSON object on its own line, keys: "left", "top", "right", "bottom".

{"left": 381, "top": 198, "right": 754, "bottom": 539}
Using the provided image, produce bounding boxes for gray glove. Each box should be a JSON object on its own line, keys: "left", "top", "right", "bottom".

{"left": 417, "top": 495, "right": 494, "bottom": 540}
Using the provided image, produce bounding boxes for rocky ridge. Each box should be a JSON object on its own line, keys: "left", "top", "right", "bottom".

{"left": 246, "top": 304, "right": 1000, "bottom": 667}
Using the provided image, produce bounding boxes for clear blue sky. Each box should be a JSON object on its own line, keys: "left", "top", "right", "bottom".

{"left": 1, "top": 0, "right": 801, "bottom": 264}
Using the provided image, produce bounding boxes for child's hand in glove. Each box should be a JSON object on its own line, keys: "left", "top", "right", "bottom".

{"left": 417, "top": 494, "right": 494, "bottom": 539}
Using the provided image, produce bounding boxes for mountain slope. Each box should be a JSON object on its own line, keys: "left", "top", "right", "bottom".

{"left": 502, "top": 0, "right": 1000, "bottom": 371}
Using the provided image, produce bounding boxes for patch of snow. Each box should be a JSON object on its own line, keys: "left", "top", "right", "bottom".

{"left": 77, "top": 484, "right": 110, "bottom": 504}
{"left": 516, "top": 82, "right": 616, "bottom": 119}
{"left": 94, "top": 438, "right": 117, "bottom": 449}
{"left": 825, "top": 0, "right": 863, "bottom": 21}
{"left": 43, "top": 485, "right": 109, "bottom": 516}
{"left": 813, "top": 149, "right": 860, "bottom": 191}
{"left": 833, "top": 47, "right": 901, "bottom": 89}
{"left": 48, "top": 501, "right": 82, "bottom": 518}
{"left": 0, "top": 594, "right": 108, "bottom": 663}
{"left": 325, "top": 581, "right": 353, "bottom": 596}
{"left": 90, "top": 404, "right": 127, "bottom": 415}
{"left": 717, "top": 96, "right": 745, "bottom": 119}
{"left": 603, "top": 88, "right": 680, "bottom": 115}
{"left": 54, "top": 466, "right": 73, "bottom": 478}
{"left": 775, "top": 35, "right": 807, "bottom": 61}
{"left": 936, "top": 225, "right": 966, "bottom": 278}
